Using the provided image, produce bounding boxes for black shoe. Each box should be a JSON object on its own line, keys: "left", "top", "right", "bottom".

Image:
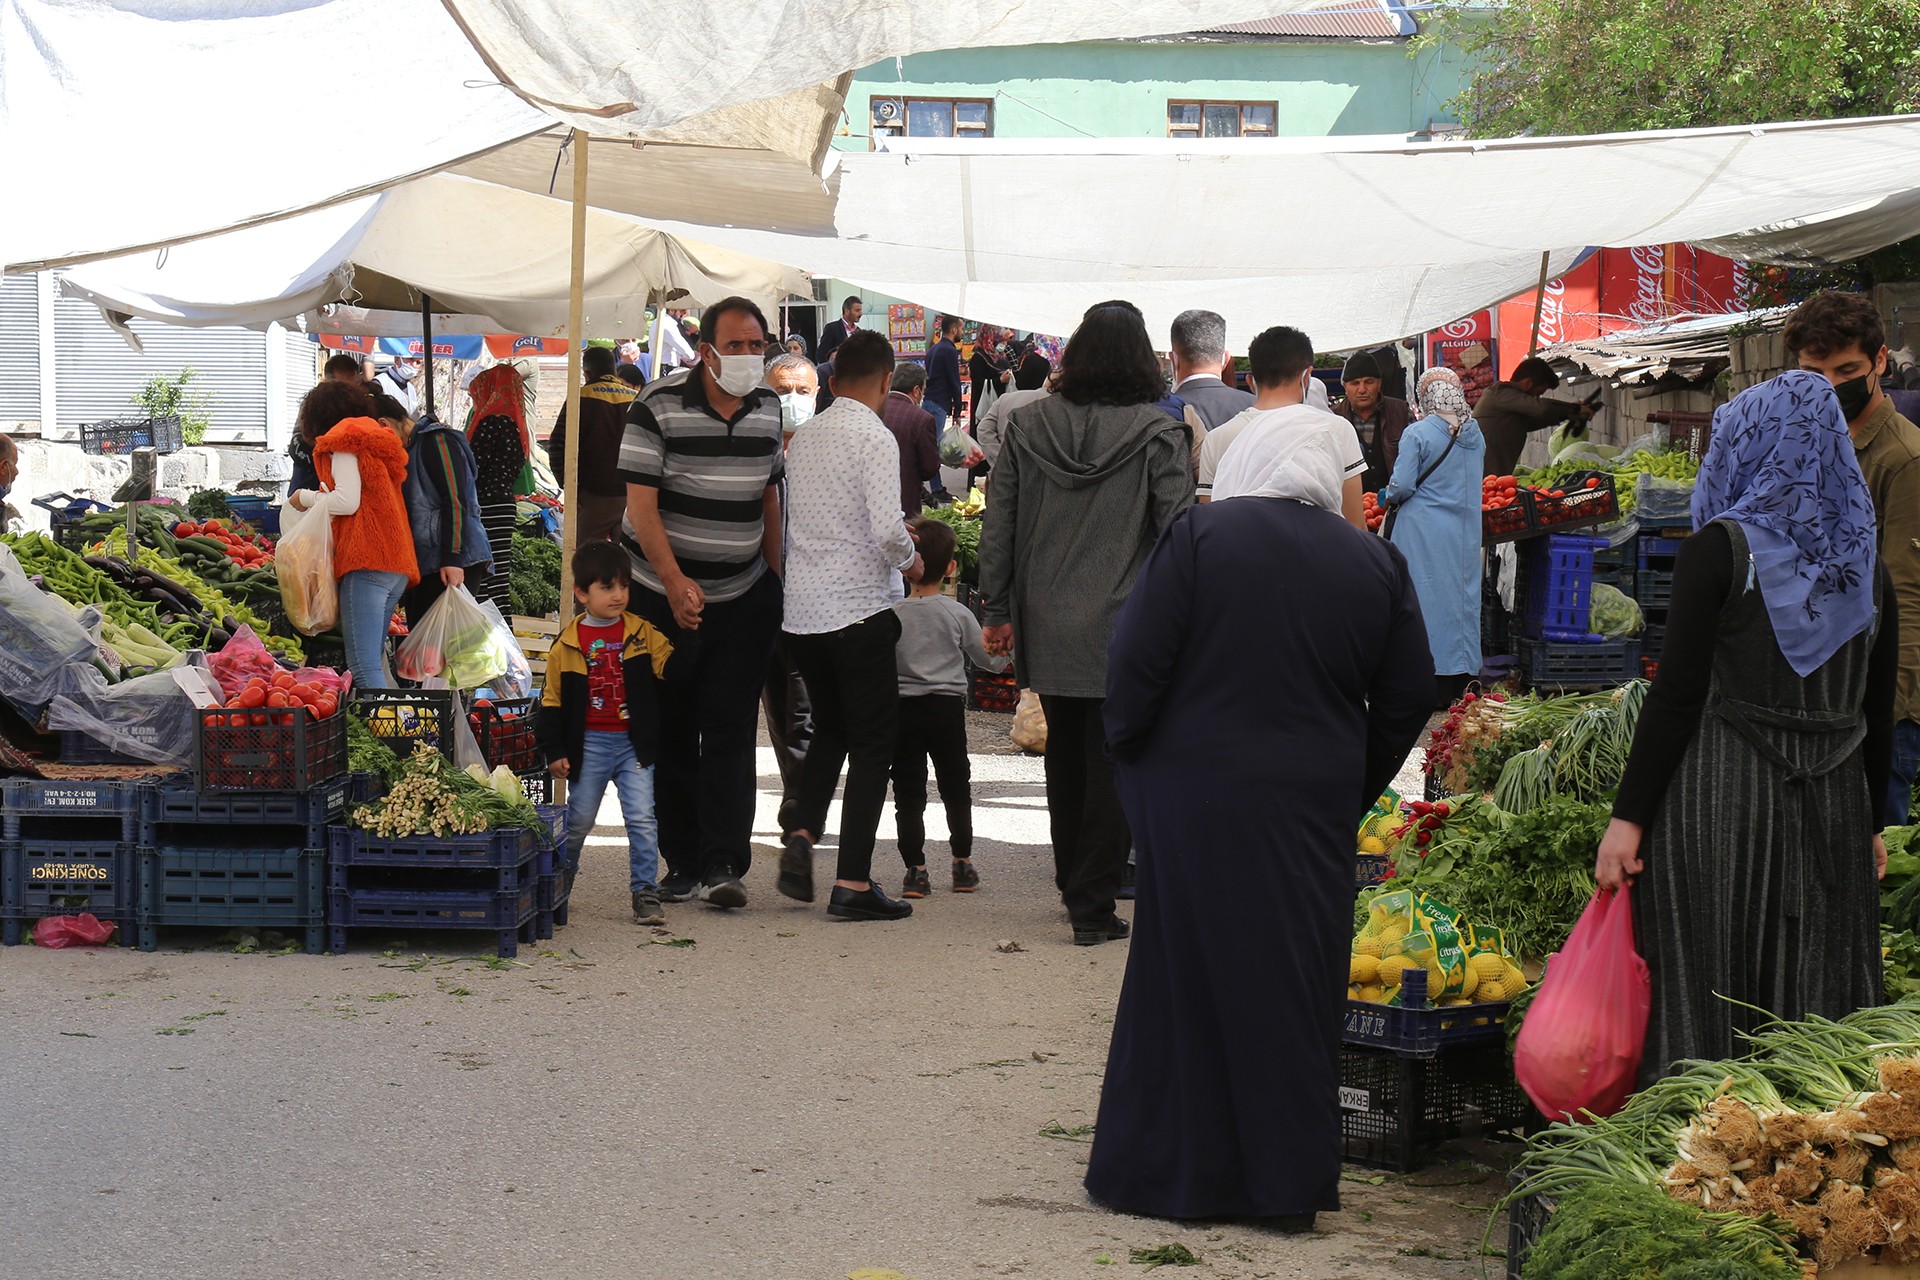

{"left": 658, "top": 872, "right": 698, "bottom": 903}
{"left": 1072, "top": 915, "right": 1131, "bottom": 946}
{"left": 827, "top": 882, "right": 913, "bottom": 922}
{"left": 697, "top": 866, "right": 748, "bottom": 910}
{"left": 901, "top": 867, "right": 932, "bottom": 899}
{"left": 777, "top": 836, "right": 815, "bottom": 903}
{"left": 1116, "top": 860, "right": 1136, "bottom": 901}
{"left": 951, "top": 859, "right": 980, "bottom": 893}
{"left": 631, "top": 890, "right": 665, "bottom": 927}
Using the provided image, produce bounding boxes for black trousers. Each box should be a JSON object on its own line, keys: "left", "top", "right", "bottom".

{"left": 631, "top": 571, "right": 781, "bottom": 881}
{"left": 892, "top": 693, "right": 973, "bottom": 866}
{"left": 762, "top": 634, "right": 813, "bottom": 838}
{"left": 786, "top": 611, "right": 903, "bottom": 884}
{"left": 1039, "top": 693, "right": 1129, "bottom": 925}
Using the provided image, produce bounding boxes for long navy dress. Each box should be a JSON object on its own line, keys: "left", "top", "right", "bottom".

{"left": 1085, "top": 497, "right": 1435, "bottom": 1220}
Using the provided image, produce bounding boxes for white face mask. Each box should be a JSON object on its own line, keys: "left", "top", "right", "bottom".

{"left": 780, "top": 391, "right": 816, "bottom": 431}
{"left": 707, "top": 348, "right": 763, "bottom": 398}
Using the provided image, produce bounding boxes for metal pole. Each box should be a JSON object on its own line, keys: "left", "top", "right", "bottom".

{"left": 1526, "top": 250, "right": 1552, "bottom": 356}
{"left": 559, "top": 131, "right": 589, "bottom": 632}
{"left": 421, "top": 292, "right": 436, "bottom": 418}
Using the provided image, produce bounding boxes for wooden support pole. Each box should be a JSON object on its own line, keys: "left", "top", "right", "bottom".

{"left": 559, "top": 131, "right": 589, "bottom": 631}
{"left": 1526, "top": 250, "right": 1552, "bottom": 356}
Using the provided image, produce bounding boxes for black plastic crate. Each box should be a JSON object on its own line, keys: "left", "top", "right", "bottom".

{"left": 969, "top": 670, "right": 1019, "bottom": 713}
{"left": 1530, "top": 471, "right": 1619, "bottom": 534}
{"left": 328, "top": 822, "right": 541, "bottom": 872}
{"left": 326, "top": 882, "right": 537, "bottom": 958}
{"left": 57, "top": 724, "right": 169, "bottom": 765}
{"left": 1506, "top": 1186, "right": 1554, "bottom": 1280}
{"left": 518, "top": 769, "right": 554, "bottom": 806}
{"left": 1343, "top": 968, "right": 1511, "bottom": 1058}
{"left": 1340, "top": 1040, "right": 1529, "bottom": 1172}
{"left": 1, "top": 840, "right": 137, "bottom": 944}
{"left": 2, "top": 779, "right": 147, "bottom": 843}
{"left": 143, "top": 775, "right": 350, "bottom": 847}
{"left": 1519, "top": 638, "right": 1640, "bottom": 691}
{"left": 32, "top": 493, "right": 116, "bottom": 551}
{"left": 352, "top": 689, "right": 457, "bottom": 753}
{"left": 137, "top": 846, "right": 324, "bottom": 954}
{"left": 469, "top": 697, "right": 539, "bottom": 772}
{"left": 348, "top": 772, "right": 387, "bottom": 806}
{"left": 195, "top": 705, "right": 347, "bottom": 793}
{"left": 78, "top": 416, "right": 183, "bottom": 456}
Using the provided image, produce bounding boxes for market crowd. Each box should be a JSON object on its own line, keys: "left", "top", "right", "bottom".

{"left": 277, "top": 284, "right": 1920, "bottom": 1230}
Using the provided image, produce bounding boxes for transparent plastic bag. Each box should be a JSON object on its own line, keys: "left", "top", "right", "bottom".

{"left": 476, "top": 599, "right": 533, "bottom": 700}
{"left": 276, "top": 503, "right": 338, "bottom": 634}
{"left": 208, "top": 625, "right": 280, "bottom": 701}
{"left": 394, "top": 586, "right": 511, "bottom": 689}
{"left": 46, "top": 660, "right": 201, "bottom": 765}
{"left": 1587, "top": 584, "right": 1644, "bottom": 639}
{"left": 1635, "top": 472, "right": 1695, "bottom": 525}
{"left": 939, "top": 422, "right": 981, "bottom": 467}
{"left": 0, "top": 563, "right": 103, "bottom": 713}
{"left": 1513, "top": 886, "right": 1651, "bottom": 1121}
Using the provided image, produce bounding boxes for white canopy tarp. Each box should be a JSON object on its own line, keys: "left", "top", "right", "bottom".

{"left": 0, "top": 0, "right": 1294, "bottom": 271}
{"left": 57, "top": 174, "right": 810, "bottom": 339}
{"left": 593, "top": 117, "right": 1920, "bottom": 348}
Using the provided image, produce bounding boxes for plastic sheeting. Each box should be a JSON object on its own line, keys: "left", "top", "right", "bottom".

{"left": 1, "top": 0, "right": 1290, "bottom": 270}
{"left": 58, "top": 175, "right": 810, "bottom": 339}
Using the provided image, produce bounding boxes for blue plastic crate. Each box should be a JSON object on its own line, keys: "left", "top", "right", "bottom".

{"left": 1521, "top": 534, "right": 1609, "bottom": 642}
{"left": 1342, "top": 969, "right": 1512, "bottom": 1058}
{"left": 1, "top": 840, "right": 138, "bottom": 944}
{"left": 2, "top": 779, "right": 148, "bottom": 843}
{"left": 143, "top": 775, "right": 350, "bottom": 848}
{"left": 1635, "top": 563, "right": 1675, "bottom": 611}
{"left": 327, "top": 822, "right": 540, "bottom": 872}
{"left": 535, "top": 868, "right": 571, "bottom": 939}
{"left": 137, "top": 846, "right": 324, "bottom": 953}
{"left": 1519, "top": 638, "right": 1640, "bottom": 691}
{"left": 326, "top": 883, "right": 537, "bottom": 958}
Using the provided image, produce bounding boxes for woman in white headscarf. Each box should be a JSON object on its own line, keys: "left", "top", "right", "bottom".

{"left": 1207, "top": 404, "right": 1369, "bottom": 529}
{"left": 1381, "top": 367, "right": 1485, "bottom": 706}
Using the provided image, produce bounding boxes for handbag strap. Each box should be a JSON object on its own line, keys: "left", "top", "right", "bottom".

{"left": 1382, "top": 428, "right": 1460, "bottom": 539}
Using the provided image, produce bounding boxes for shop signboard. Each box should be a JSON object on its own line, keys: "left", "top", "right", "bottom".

{"left": 1427, "top": 310, "right": 1498, "bottom": 408}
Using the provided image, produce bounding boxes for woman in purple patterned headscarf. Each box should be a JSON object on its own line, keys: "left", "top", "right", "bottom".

{"left": 1596, "top": 370, "right": 1894, "bottom": 1086}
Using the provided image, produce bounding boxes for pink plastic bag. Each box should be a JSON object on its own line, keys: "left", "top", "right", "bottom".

{"left": 1513, "top": 885, "right": 1651, "bottom": 1121}
{"left": 32, "top": 914, "right": 118, "bottom": 948}
{"left": 208, "top": 625, "right": 279, "bottom": 700}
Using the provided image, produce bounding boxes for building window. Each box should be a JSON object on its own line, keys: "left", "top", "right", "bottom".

{"left": 1168, "top": 101, "right": 1277, "bottom": 138}
{"left": 871, "top": 98, "right": 993, "bottom": 140}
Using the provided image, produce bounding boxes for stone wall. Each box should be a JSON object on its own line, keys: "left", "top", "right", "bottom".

{"left": 5, "top": 442, "right": 290, "bottom": 533}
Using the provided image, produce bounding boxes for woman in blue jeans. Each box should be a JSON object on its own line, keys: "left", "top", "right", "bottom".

{"left": 288, "top": 381, "right": 419, "bottom": 689}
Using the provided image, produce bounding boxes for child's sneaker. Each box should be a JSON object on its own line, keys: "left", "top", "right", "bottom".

{"left": 632, "top": 890, "right": 666, "bottom": 927}
{"left": 951, "top": 859, "right": 981, "bottom": 893}
{"left": 901, "top": 867, "right": 932, "bottom": 899}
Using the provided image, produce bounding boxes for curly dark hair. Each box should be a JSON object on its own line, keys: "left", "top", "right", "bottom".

{"left": 1784, "top": 289, "right": 1885, "bottom": 362}
{"left": 1054, "top": 303, "right": 1166, "bottom": 407}
{"left": 297, "top": 380, "right": 375, "bottom": 444}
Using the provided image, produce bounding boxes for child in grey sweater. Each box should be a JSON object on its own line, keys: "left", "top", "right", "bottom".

{"left": 890, "top": 517, "right": 1011, "bottom": 898}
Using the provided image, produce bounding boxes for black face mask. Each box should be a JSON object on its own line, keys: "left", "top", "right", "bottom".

{"left": 1833, "top": 371, "right": 1876, "bottom": 422}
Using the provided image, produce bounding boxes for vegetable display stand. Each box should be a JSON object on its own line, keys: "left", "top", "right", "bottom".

{"left": 1518, "top": 639, "right": 1640, "bottom": 692}
{"left": 352, "top": 690, "right": 457, "bottom": 752}
{"left": 136, "top": 845, "right": 325, "bottom": 954}
{"left": 143, "top": 775, "right": 351, "bottom": 851}
{"left": 195, "top": 706, "right": 347, "bottom": 793}
{"left": 469, "top": 698, "right": 539, "bottom": 772}
{"left": 1520, "top": 534, "right": 1610, "bottom": 642}
{"left": 78, "top": 415, "right": 183, "bottom": 457}
{"left": 2, "top": 778, "right": 146, "bottom": 843}
{"left": 1505, "top": 1184, "right": 1554, "bottom": 1280}
{"left": 1, "top": 840, "right": 137, "bottom": 945}
{"left": 969, "top": 670, "right": 1019, "bottom": 713}
{"left": 326, "top": 877, "right": 538, "bottom": 958}
{"left": 1529, "top": 471, "right": 1618, "bottom": 534}
{"left": 1342, "top": 970, "right": 1511, "bottom": 1058}
{"left": 1339, "top": 1040, "right": 1528, "bottom": 1172}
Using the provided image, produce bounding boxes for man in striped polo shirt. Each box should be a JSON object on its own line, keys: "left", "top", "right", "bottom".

{"left": 617, "top": 297, "right": 785, "bottom": 909}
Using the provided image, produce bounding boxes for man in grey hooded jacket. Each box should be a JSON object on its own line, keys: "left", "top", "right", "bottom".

{"left": 979, "top": 301, "right": 1193, "bottom": 945}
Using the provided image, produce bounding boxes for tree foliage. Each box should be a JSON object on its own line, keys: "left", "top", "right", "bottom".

{"left": 1435, "top": 0, "right": 1920, "bottom": 139}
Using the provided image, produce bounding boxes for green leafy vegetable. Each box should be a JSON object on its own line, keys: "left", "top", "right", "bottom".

{"left": 918, "top": 504, "right": 981, "bottom": 576}
{"left": 1520, "top": 1183, "right": 1800, "bottom": 1280}
{"left": 509, "top": 535, "right": 562, "bottom": 618}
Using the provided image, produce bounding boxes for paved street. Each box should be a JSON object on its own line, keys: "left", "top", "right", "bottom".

{"left": 0, "top": 725, "right": 1501, "bottom": 1280}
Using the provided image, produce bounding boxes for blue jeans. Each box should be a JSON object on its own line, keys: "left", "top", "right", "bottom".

{"left": 1888, "top": 719, "right": 1920, "bottom": 828}
{"left": 339, "top": 569, "right": 407, "bottom": 691}
{"left": 566, "top": 729, "right": 660, "bottom": 893}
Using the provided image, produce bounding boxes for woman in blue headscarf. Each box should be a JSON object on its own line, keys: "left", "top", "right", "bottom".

{"left": 1596, "top": 370, "right": 1895, "bottom": 1085}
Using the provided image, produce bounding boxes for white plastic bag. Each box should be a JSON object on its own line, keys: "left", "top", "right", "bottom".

{"left": 394, "top": 585, "right": 512, "bottom": 689}
{"left": 275, "top": 503, "right": 338, "bottom": 635}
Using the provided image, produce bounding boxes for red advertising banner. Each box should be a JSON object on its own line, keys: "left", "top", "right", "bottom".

{"left": 1496, "top": 254, "right": 1603, "bottom": 379}
{"left": 1427, "top": 310, "right": 1498, "bottom": 407}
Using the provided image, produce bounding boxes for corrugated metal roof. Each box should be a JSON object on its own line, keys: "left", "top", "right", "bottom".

{"left": 1193, "top": 2, "right": 1413, "bottom": 39}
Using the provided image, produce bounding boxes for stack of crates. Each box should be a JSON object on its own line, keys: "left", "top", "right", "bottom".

{"left": 1340, "top": 970, "right": 1528, "bottom": 1171}
{"left": 1, "top": 779, "right": 145, "bottom": 946}
{"left": 468, "top": 696, "right": 551, "bottom": 805}
{"left": 1636, "top": 529, "right": 1686, "bottom": 679}
{"left": 136, "top": 775, "right": 350, "bottom": 954}
{"left": 1515, "top": 532, "right": 1640, "bottom": 690}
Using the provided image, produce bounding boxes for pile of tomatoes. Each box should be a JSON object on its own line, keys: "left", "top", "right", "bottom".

{"left": 1482, "top": 474, "right": 1523, "bottom": 512}
{"left": 1360, "top": 491, "right": 1387, "bottom": 532}
{"left": 172, "top": 518, "right": 274, "bottom": 568}
{"left": 208, "top": 667, "right": 344, "bottom": 727}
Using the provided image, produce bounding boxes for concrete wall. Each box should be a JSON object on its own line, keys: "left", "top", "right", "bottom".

{"left": 5, "top": 442, "right": 291, "bottom": 534}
